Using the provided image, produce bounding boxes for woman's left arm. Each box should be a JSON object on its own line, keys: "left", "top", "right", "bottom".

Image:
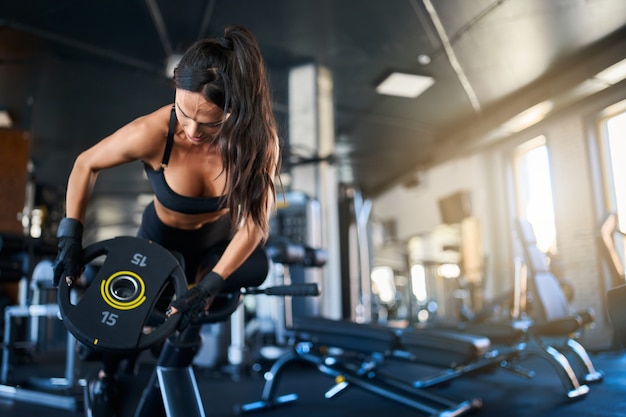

{"left": 166, "top": 216, "right": 265, "bottom": 318}
{"left": 211, "top": 216, "right": 265, "bottom": 280}
{"left": 214, "top": 135, "right": 279, "bottom": 279}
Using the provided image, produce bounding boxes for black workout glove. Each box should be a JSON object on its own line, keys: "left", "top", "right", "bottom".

{"left": 167, "top": 271, "right": 225, "bottom": 327}
{"left": 52, "top": 218, "right": 84, "bottom": 287}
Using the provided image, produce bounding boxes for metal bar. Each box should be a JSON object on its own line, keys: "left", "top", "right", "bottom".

{"left": 196, "top": 0, "right": 217, "bottom": 40}
{"left": 145, "top": 0, "right": 173, "bottom": 57}
{"left": 421, "top": 0, "right": 482, "bottom": 114}
{"left": 3, "top": 20, "right": 162, "bottom": 74}
{"left": 157, "top": 366, "right": 205, "bottom": 417}
{"left": 0, "top": 384, "right": 79, "bottom": 411}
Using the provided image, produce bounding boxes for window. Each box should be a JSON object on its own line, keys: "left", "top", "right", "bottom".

{"left": 513, "top": 135, "right": 557, "bottom": 253}
{"left": 597, "top": 103, "right": 626, "bottom": 273}
{"left": 605, "top": 110, "right": 626, "bottom": 232}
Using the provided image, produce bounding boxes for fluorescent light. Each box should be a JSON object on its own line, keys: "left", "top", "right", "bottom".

{"left": 376, "top": 72, "right": 435, "bottom": 98}
{"left": 0, "top": 110, "right": 12, "bottom": 127}
{"left": 594, "top": 58, "right": 626, "bottom": 85}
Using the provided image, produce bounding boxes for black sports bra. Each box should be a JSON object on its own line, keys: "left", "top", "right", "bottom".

{"left": 143, "top": 106, "right": 227, "bottom": 215}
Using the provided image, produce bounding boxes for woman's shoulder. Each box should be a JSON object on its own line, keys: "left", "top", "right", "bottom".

{"left": 118, "top": 103, "right": 174, "bottom": 163}
{"left": 126, "top": 104, "right": 173, "bottom": 137}
{"left": 138, "top": 103, "right": 174, "bottom": 125}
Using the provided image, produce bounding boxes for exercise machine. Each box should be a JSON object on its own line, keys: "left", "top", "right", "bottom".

{"left": 240, "top": 309, "right": 597, "bottom": 417}
{"left": 0, "top": 233, "right": 83, "bottom": 411}
{"left": 56, "top": 235, "right": 319, "bottom": 417}
{"left": 423, "top": 218, "right": 604, "bottom": 399}
{"left": 240, "top": 316, "right": 490, "bottom": 417}
{"left": 515, "top": 218, "right": 603, "bottom": 386}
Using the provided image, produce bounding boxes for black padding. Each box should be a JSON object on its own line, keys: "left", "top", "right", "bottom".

{"left": 530, "top": 316, "right": 583, "bottom": 337}
{"left": 262, "top": 283, "right": 319, "bottom": 297}
{"left": 608, "top": 284, "right": 626, "bottom": 348}
{"left": 293, "top": 316, "right": 398, "bottom": 353}
{"left": 448, "top": 322, "right": 525, "bottom": 346}
{"left": 293, "top": 317, "right": 493, "bottom": 369}
{"left": 304, "top": 247, "right": 327, "bottom": 267}
{"left": 398, "top": 328, "right": 490, "bottom": 367}
{"left": 265, "top": 239, "right": 306, "bottom": 265}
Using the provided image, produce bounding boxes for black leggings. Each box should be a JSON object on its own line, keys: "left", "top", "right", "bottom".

{"left": 136, "top": 201, "right": 232, "bottom": 283}
{"left": 137, "top": 201, "right": 268, "bottom": 290}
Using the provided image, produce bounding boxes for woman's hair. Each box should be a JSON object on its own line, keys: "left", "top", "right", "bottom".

{"left": 173, "top": 25, "right": 280, "bottom": 240}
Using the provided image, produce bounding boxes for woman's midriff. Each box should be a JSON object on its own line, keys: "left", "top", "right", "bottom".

{"left": 153, "top": 198, "right": 229, "bottom": 230}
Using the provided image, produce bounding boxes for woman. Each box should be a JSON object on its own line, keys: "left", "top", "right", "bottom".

{"left": 52, "top": 24, "right": 281, "bottom": 417}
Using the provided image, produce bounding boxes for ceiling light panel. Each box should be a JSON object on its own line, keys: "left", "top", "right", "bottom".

{"left": 376, "top": 72, "right": 435, "bottom": 98}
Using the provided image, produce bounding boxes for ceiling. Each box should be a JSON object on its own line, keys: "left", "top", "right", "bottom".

{"left": 2, "top": 0, "right": 626, "bottom": 201}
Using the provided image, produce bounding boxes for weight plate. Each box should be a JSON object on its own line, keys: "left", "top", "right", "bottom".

{"left": 58, "top": 236, "right": 187, "bottom": 353}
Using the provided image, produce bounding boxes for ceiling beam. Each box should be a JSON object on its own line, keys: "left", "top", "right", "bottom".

{"left": 144, "top": 0, "right": 173, "bottom": 58}
{"left": 0, "top": 19, "right": 163, "bottom": 74}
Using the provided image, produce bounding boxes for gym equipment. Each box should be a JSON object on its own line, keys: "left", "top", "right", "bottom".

{"left": 240, "top": 309, "right": 599, "bottom": 417}
{"left": 51, "top": 234, "right": 320, "bottom": 417}
{"left": 338, "top": 185, "right": 374, "bottom": 322}
{"left": 131, "top": 239, "right": 320, "bottom": 417}
{"left": 49, "top": 234, "right": 320, "bottom": 417}
{"left": 601, "top": 212, "right": 626, "bottom": 348}
{"left": 515, "top": 218, "right": 603, "bottom": 385}
{"left": 599, "top": 212, "right": 625, "bottom": 286}
{"left": 0, "top": 233, "right": 82, "bottom": 411}
{"left": 240, "top": 316, "right": 490, "bottom": 416}
{"left": 269, "top": 191, "right": 324, "bottom": 319}
{"left": 607, "top": 283, "right": 626, "bottom": 348}
{"left": 133, "top": 286, "right": 320, "bottom": 417}
{"left": 239, "top": 218, "right": 609, "bottom": 416}
{"left": 428, "top": 218, "right": 603, "bottom": 399}
{"left": 58, "top": 236, "right": 187, "bottom": 353}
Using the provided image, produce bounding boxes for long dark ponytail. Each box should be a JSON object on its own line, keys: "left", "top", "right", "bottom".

{"left": 173, "top": 25, "right": 280, "bottom": 239}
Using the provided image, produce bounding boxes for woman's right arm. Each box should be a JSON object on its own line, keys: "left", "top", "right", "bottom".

{"left": 64, "top": 105, "right": 171, "bottom": 223}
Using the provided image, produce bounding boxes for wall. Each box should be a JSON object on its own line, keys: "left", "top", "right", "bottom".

{"left": 372, "top": 83, "right": 626, "bottom": 349}
{"left": 0, "top": 28, "right": 290, "bottom": 196}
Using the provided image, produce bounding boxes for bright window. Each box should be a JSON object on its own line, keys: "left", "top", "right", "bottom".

{"left": 606, "top": 111, "right": 626, "bottom": 232}
{"left": 513, "top": 136, "right": 557, "bottom": 253}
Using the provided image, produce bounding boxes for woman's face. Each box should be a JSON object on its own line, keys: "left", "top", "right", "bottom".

{"left": 174, "top": 89, "right": 225, "bottom": 145}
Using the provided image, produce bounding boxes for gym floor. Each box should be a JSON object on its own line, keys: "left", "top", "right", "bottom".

{"left": 1, "top": 346, "right": 626, "bottom": 417}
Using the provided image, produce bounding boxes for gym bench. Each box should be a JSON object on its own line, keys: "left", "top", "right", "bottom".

{"left": 240, "top": 317, "right": 492, "bottom": 417}
{"left": 240, "top": 312, "right": 598, "bottom": 417}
